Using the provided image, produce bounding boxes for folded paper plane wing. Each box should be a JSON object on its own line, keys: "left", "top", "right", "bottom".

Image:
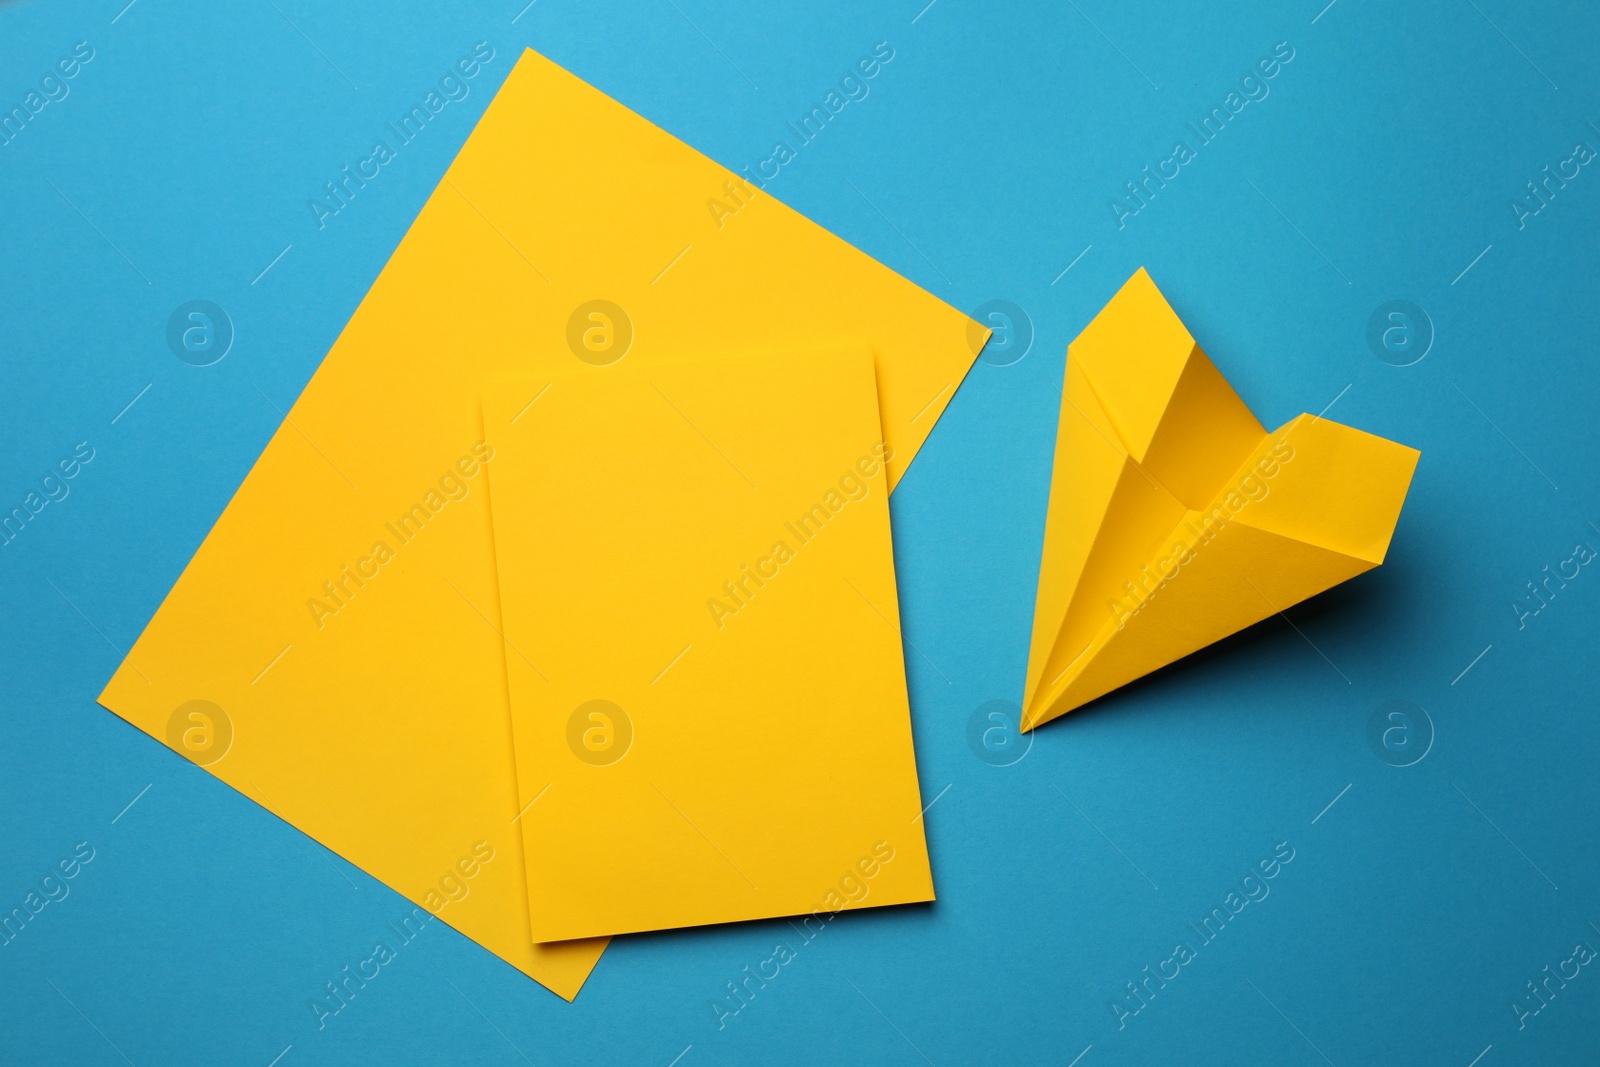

{"left": 1022, "top": 269, "right": 1419, "bottom": 729}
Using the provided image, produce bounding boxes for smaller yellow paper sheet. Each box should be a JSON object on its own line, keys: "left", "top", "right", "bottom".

{"left": 483, "top": 349, "right": 936, "bottom": 941}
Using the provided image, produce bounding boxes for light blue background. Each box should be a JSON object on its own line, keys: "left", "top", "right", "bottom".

{"left": 3, "top": 0, "right": 1597, "bottom": 1063}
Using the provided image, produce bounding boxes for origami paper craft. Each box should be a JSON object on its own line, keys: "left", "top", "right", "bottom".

{"left": 1022, "top": 269, "right": 1419, "bottom": 730}
{"left": 98, "top": 49, "right": 980, "bottom": 999}
{"left": 483, "top": 349, "right": 935, "bottom": 941}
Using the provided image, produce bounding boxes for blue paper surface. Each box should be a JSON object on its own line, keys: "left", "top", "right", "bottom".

{"left": 2, "top": 0, "right": 1597, "bottom": 1062}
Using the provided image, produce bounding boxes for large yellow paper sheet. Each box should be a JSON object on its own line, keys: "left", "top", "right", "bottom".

{"left": 1022, "top": 269, "right": 1419, "bottom": 729}
{"left": 483, "top": 350, "right": 936, "bottom": 942}
{"left": 98, "top": 49, "right": 980, "bottom": 999}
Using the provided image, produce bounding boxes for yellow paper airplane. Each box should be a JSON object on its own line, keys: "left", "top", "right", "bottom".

{"left": 98, "top": 48, "right": 981, "bottom": 1000}
{"left": 1022, "top": 269, "right": 1419, "bottom": 729}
